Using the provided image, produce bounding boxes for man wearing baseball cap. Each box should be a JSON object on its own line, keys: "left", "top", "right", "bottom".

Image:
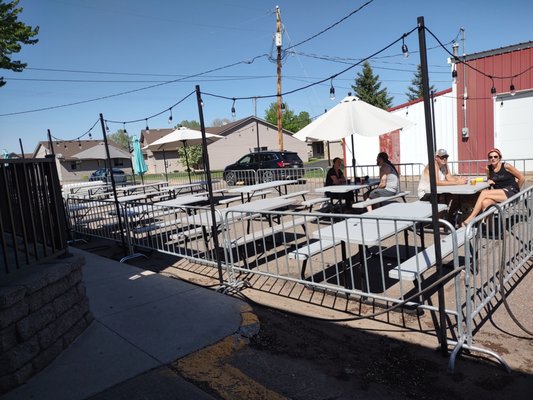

{"left": 417, "top": 148, "right": 467, "bottom": 201}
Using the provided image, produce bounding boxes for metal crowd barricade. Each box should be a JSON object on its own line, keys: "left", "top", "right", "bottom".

{"left": 450, "top": 185, "right": 533, "bottom": 371}
{"left": 256, "top": 167, "right": 325, "bottom": 193}
{"left": 222, "top": 169, "right": 258, "bottom": 187}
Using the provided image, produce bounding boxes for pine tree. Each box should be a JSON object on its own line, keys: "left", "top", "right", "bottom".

{"left": 405, "top": 64, "right": 436, "bottom": 101}
{"left": 351, "top": 61, "right": 393, "bottom": 110}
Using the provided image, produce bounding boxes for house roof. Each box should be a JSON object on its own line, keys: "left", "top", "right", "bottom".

{"left": 140, "top": 128, "right": 174, "bottom": 145}
{"left": 462, "top": 41, "right": 533, "bottom": 62}
{"left": 205, "top": 116, "right": 295, "bottom": 136}
{"left": 34, "top": 140, "right": 125, "bottom": 160}
{"left": 388, "top": 88, "right": 452, "bottom": 112}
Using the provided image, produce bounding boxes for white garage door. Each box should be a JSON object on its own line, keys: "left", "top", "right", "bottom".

{"left": 494, "top": 90, "right": 533, "bottom": 172}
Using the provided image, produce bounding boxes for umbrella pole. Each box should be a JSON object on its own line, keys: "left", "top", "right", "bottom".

{"left": 163, "top": 150, "right": 168, "bottom": 182}
{"left": 351, "top": 135, "right": 356, "bottom": 179}
{"left": 182, "top": 140, "right": 192, "bottom": 184}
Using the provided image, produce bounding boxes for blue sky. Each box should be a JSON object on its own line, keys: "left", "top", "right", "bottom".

{"left": 1, "top": 0, "right": 532, "bottom": 154}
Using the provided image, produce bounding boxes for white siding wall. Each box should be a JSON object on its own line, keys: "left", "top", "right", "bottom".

{"left": 391, "top": 93, "right": 457, "bottom": 167}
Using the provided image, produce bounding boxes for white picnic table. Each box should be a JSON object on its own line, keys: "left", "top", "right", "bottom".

{"left": 227, "top": 180, "right": 298, "bottom": 202}
{"left": 155, "top": 195, "right": 209, "bottom": 207}
{"left": 436, "top": 181, "right": 490, "bottom": 195}
{"left": 312, "top": 202, "right": 447, "bottom": 290}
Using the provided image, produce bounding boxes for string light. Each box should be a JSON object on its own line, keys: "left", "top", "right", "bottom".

{"left": 510, "top": 80, "right": 516, "bottom": 96}
{"left": 401, "top": 34, "right": 409, "bottom": 58}
{"left": 105, "top": 122, "right": 110, "bottom": 133}
{"left": 145, "top": 118, "right": 149, "bottom": 131}
{"left": 123, "top": 122, "right": 127, "bottom": 134}
{"left": 168, "top": 108, "right": 173, "bottom": 124}
{"left": 231, "top": 98, "right": 236, "bottom": 117}
{"left": 451, "top": 68, "right": 457, "bottom": 82}
{"left": 490, "top": 77, "right": 496, "bottom": 95}
{"left": 329, "top": 79, "right": 335, "bottom": 100}
{"left": 89, "top": 133, "right": 92, "bottom": 139}
{"left": 78, "top": 141, "right": 82, "bottom": 148}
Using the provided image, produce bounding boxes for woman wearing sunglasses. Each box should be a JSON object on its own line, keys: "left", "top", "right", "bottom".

{"left": 462, "top": 148, "right": 525, "bottom": 226}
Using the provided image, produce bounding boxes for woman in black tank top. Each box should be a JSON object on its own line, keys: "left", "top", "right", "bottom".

{"left": 462, "top": 148, "right": 525, "bottom": 226}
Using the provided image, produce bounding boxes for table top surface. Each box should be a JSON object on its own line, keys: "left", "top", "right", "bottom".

{"left": 227, "top": 180, "right": 298, "bottom": 193}
{"left": 313, "top": 202, "right": 447, "bottom": 245}
{"left": 314, "top": 183, "right": 370, "bottom": 194}
{"left": 187, "top": 197, "right": 298, "bottom": 226}
{"left": 436, "top": 182, "right": 490, "bottom": 194}
{"left": 155, "top": 195, "right": 208, "bottom": 206}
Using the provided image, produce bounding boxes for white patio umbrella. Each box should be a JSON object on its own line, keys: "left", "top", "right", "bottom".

{"left": 294, "top": 96, "right": 415, "bottom": 175}
{"left": 144, "top": 127, "right": 223, "bottom": 183}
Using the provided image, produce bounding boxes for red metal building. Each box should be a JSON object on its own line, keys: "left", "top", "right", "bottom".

{"left": 455, "top": 41, "right": 533, "bottom": 166}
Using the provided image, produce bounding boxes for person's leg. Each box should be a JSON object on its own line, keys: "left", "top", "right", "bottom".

{"left": 463, "top": 189, "right": 507, "bottom": 225}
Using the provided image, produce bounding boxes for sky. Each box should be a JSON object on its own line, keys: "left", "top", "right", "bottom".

{"left": 1, "top": 0, "right": 532, "bottom": 154}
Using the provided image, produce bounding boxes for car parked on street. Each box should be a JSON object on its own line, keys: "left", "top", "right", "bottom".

{"left": 223, "top": 151, "right": 304, "bottom": 186}
{"left": 89, "top": 168, "right": 127, "bottom": 183}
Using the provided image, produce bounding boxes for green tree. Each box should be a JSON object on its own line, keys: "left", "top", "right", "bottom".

{"left": 177, "top": 145, "right": 203, "bottom": 170}
{"left": 405, "top": 64, "right": 436, "bottom": 101}
{"left": 108, "top": 129, "right": 130, "bottom": 150}
{"left": 178, "top": 120, "right": 200, "bottom": 129}
{"left": 351, "top": 61, "right": 393, "bottom": 109}
{"left": 212, "top": 118, "right": 231, "bottom": 127}
{"left": 264, "top": 102, "right": 311, "bottom": 133}
{"left": 0, "top": 0, "right": 39, "bottom": 87}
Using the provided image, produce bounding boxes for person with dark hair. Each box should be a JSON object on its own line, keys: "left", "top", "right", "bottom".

{"left": 462, "top": 148, "right": 525, "bottom": 226}
{"left": 364, "top": 152, "right": 399, "bottom": 211}
{"left": 325, "top": 157, "right": 353, "bottom": 209}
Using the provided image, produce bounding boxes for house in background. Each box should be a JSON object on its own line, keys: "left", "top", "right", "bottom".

{"left": 33, "top": 140, "right": 132, "bottom": 182}
{"left": 140, "top": 116, "right": 309, "bottom": 173}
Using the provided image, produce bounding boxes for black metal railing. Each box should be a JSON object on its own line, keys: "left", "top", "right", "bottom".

{"left": 0, "top": 157, "right": 68, "bottom": 278}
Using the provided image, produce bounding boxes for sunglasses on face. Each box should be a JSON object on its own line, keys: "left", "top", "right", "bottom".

{"left": 437, "top": 155, "right": 449, "bottom": 160}
{"left": 488, "top": 155, "right": 499, "bottom": 160}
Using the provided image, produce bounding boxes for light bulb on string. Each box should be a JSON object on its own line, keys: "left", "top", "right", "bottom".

{"left": 88, "top": 132, "right": 92, "bottom": 139}
{"left": 280, "top": 101, "right": 285, "bottom": 112}
{"left": 401, "top": 35, "right": 409, "bottom": 58}
{"left": 451, "top": 68, "right": 457, "bottom": 83}
{"left": 78, "top": 140, "right": 82, "bottom": 149}
{"left": 510, "top": 81, "right": 516, "bottom": 96}
{"left": 123, "top": 122, "right": 127, "bottom": 134}
{"left": 105, "top": 122, "right": 110, "bottom": 133}
{"left": 329, "top": 79, "right": 335, "bottom": 100}
{"left": 231, "top": 98, "right": 236, "bottom": 117}
{"left": 145, "top": 119, "right": 149, "bottom": 131}
{"left": 490, "top": 77, "right": 496, "bottom": 95}
{"left": 168, "top": 108, "right": 173, "bottom": 124}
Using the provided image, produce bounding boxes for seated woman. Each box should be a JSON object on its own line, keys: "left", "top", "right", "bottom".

{"left": 364, "top": 152, "right": 399, "bottom": 211}
{"left": 325, "top": 157, "right": 353, "bottom": 209}
{"left": 462, "top": 148, "right": 525, "bottom": 226}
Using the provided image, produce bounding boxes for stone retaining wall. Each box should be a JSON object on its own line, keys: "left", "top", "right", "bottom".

{"left": 0, "top": 256, "right": 92, "bottom": 395}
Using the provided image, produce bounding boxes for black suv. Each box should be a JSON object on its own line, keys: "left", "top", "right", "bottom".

{"left": 223, "top": 151, "right": 304, "bottom": 185}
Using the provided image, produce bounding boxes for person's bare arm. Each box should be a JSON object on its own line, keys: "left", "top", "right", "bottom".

{"left": 505, "top": 163, "right": 526, "bottom": 188}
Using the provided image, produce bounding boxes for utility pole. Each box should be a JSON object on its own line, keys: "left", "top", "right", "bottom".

{"left": 275, "top": 5, "right": 283, "bottom": 151}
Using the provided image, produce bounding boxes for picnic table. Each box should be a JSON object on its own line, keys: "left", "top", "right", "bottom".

{"left": 227, "top": 180, "right": 298, "bottom": 202}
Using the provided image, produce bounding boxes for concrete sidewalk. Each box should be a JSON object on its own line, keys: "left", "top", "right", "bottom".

{"left": 3, "top": 247, "right": 247, "bottom": 400}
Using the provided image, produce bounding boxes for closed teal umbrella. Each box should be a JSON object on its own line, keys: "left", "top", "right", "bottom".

{"left": 132, "top": 137, "right": 148, "bottom": 183}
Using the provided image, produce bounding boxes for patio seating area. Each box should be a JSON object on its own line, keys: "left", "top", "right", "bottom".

{"left": 63, "top": 164, "right": 533, "bottom": 371}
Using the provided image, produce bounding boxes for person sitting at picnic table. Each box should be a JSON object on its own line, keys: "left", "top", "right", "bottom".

{"left": 418, "top": 148, "right": 467, "bottom": 225}
{"left": 363, "top": 152, "right": 399, "bottom": 211}
{"left": 417, "top": 148, "right": 468, "bottom": 201}
{"left": 462, "top": 148, "right": 525, "bottom": 227}
{"left": 325, "top": 157, "right": 353, "bottom": 209}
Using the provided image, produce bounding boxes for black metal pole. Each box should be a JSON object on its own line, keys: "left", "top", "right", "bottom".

{"left": 418, "top": 16, "right": 447, "bottom": 355}
{"left": 99, "top": 113, "right": 127, "bottom": 252}
{"left": 47, "top": 129, "right": 56, "bottom": 157}
{"left": 196, "top": 85, "right": 224, "bottom": 286}
{"left": 19, "top": 138, "right": 25, "bottom": 159}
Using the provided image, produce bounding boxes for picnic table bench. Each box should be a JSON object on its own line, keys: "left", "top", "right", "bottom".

{"left": 351, "top": 191, "right": 410, "bottom": 209}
